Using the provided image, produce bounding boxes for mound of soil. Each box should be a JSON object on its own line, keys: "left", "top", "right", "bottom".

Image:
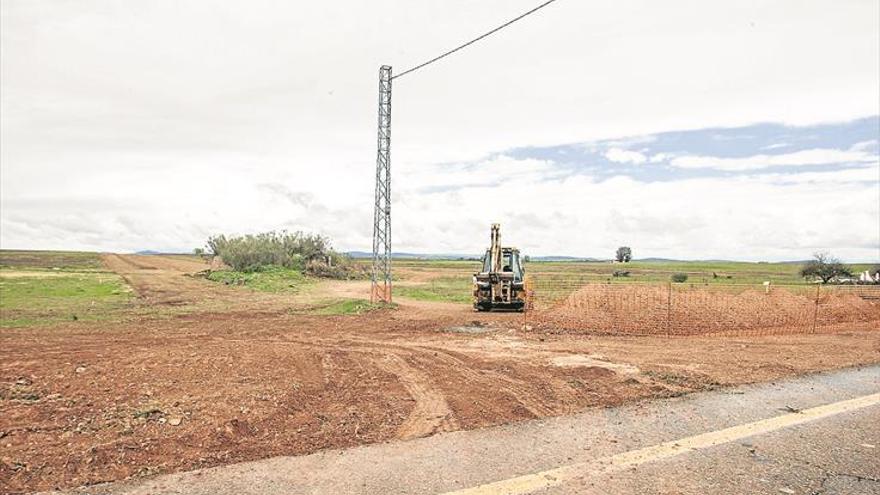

{"left": 532, "top": 284, "right": 880, "bottom": 335}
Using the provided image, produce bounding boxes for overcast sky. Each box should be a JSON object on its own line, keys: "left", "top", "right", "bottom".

{"left": 1, "top": 0, "right": 879, "bottom": 261}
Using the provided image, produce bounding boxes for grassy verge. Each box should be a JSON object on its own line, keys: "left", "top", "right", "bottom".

{"left": 395, "top": 276, "right": 473, "bottom": 303}
{"left": 0, "top": 271, "right": 133, "bottom": 327}
{"left": 304, "top": 299, "right": 391, "bottom": 315}
{"left": 205, "top": 267, "right": 312, "bottom": 293}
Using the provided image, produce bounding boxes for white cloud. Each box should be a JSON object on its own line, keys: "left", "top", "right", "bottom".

{"left": 749, "top": 165, "right": 878, "bottom": 184}
{"left": 851, "top": 139, "right": 879, "bottom": 152}
{"left": 2, "top": 152, "right": 877, "bottom": 261}
{"left": 1, "top": 0, "right": 878, "bottom": 260}
{"left": 402, "top": 155, "right": 558, "bottom": 191}
{"left": 604, "top": 148, "right": 647, "bottom": 164}
{"left": 385, "top": 158, "right": 880, "bottom": 261}
{"left": 670, "top": 148, "right": 878, "bottom": 171}
{"left": 761, "top": 142, "right": 791, "bottom": 150}
{"left": 649, "top": 152, "right": 672, "bottom": 163}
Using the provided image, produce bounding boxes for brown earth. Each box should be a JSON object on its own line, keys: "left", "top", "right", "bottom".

{"left": 534, "top": 283, "right": 880, "bottom": 335}
{"left": 1, "top": 255, "right": 879, "bottom": 493}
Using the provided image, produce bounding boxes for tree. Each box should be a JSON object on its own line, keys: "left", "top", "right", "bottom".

{"left": 615, "top": 246, "right": 632, "bottom": 263}
{"left": 799, "top": 252, "right": 852, "bottom": 284}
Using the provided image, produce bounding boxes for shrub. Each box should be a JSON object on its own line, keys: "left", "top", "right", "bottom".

{"left": 304, "top": 254, "right": 369, "bottom": 280}
{"left": 206, "top": 232, "right": 299, "bottom": 272}
{"left": 204, "top": 230, "right": 360, "bottom": 279}
{"left": 612, "top": 270, "right": 630, "bottom": 278}
{"left": 671, "top": 273, "right": 688, "bottom": 283}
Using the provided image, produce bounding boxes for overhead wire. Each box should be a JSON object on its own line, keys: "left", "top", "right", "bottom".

{"left": 392, "top": 0, "right": 561, "bottom": 80}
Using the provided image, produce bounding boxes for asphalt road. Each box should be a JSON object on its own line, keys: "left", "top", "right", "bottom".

{"left": 56, "top": 365, "right": 880, "bottom": 495}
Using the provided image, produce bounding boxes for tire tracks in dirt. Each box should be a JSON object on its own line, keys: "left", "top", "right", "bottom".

{"left": 371, "top": 352, "right": 458, "bottom": 439}
{"left": 199, "top": 333, "right": 460, "bottom": 439}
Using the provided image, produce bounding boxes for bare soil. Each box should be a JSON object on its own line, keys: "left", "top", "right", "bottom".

{"left": 1, "top": 255, "right": 878, "bottom": 493}
{"left": 536, "top": 283, "right": 880, "bottom": 335}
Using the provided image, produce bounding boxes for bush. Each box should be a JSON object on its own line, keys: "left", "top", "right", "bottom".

{"left": 671, "top": 273, "right": 688, "bottom": 283}
{"left": 612, "top": 270, "right": 630, "bottom": 278}
{"left": 204, "top": 230, "right": 361, "bottom": 279}
{"left": 304, "top": 255, "right": 368, "bottom": 280}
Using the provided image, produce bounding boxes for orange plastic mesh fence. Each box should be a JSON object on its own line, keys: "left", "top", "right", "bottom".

{"left": 524, "top": 280, "right": 880, "bottom": 336}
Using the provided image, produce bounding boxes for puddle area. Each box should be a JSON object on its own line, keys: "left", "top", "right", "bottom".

{"left": 550, "top": 353, "right": 640, "bottom": 374}
{"left": 443, "top": 321, "right": 501, "bottom": 334}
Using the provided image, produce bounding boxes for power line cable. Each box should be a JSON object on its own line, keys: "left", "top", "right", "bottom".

{"left": 392, "top": 0, "right": 561, "bottom": 80}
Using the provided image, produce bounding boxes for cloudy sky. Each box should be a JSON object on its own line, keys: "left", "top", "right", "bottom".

{"left": 1, "top": 0, "right": 878, "bottom": 261}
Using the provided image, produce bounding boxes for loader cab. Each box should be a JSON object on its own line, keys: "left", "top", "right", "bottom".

{"left": 479, "top": 247, "right": 525, "bottom": 282}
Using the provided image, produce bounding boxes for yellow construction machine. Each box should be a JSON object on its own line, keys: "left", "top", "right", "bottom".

{"left": 473, "top": 224, "right": 527, "bottom": 311}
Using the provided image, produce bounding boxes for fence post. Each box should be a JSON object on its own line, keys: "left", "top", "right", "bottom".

{"left": 666, "top": 282, "right": 672, "bottom": 336}
{"left": 811, "top": 284, "right": 820, "bottom": 333}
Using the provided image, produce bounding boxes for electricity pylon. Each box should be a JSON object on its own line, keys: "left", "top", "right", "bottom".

{"left": 371, "top": 65, "right": 392, "bottom": 303}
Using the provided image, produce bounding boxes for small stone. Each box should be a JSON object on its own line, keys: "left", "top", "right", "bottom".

{"left": 168, "top": 417, "right": 182, "bottom": 426}
{"left": 75, "top": 366, "right": 87, "bottom": 374}
{"left": 779, "top": 488, "right": 795, "bottom": 494}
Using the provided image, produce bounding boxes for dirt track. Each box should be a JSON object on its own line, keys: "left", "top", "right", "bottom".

{"left": 1, "top": 255, "right": 879, "bottom": 493}
{"left": 100, "top": 254, "right": 294, "bottom": 310}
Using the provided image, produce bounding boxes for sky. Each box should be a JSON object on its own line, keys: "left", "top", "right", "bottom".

{"left": 1, "top": 0, "right": 879, "bottom": 261}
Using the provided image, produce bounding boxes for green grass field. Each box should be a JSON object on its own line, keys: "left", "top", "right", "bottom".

{"left": 0, "top": 249, "right": 105, "bottom": 271}
{"left": 0, "top": 251, "right": 133, "bottom": 327}
{"left": 395, "top": 276, "right": 473, "bottom": 303}
{"left": 380, "top": 258, "right": 877, "bottom": 303}
{"left": 391, "top": 259, "right": 874, "bottom": 284}
{"left": 2, "top": 250, "right": 874, "bottom": 324}
{"left": 205, "top": 267, "right": 312, "bottom": 293}
{"left": 303, "top": 299, "right": 390, "bottom": 315}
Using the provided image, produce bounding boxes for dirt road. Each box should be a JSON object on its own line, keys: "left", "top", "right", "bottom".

{"left": 100, "top": 254, "right": 295, "bottom": 310}
{"left": 2, "top": 255, "right": 879, "bottom": 493}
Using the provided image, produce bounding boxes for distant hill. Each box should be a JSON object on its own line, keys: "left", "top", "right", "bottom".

{"left": 343, "top": 253, "right": 816, "bottom": 264}
{"left": 346, "top": 252, "right": 605, "bottom": 262}
{"left": 529, "top": 256, "right": 605, "bottom": 262}
{"left": 346, "top": 251, "right": 480, "bottom": 260}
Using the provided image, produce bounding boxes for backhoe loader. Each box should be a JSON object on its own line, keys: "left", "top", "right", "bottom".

{"left": 473, "top": 224, "right": 527, "bottom": 311}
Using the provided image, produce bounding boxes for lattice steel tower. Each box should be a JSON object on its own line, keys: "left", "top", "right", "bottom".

{"left": 371, "top": 65, "right": 393, "bottom": 303}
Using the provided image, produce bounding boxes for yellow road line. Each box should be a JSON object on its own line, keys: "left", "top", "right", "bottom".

{"left": 443, "top": 392, "right": 880, "bottom": 495}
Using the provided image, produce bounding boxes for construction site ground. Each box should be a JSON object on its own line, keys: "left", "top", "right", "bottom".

{"left": 1, "top": 255, "right": 879, "bottom": 493}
